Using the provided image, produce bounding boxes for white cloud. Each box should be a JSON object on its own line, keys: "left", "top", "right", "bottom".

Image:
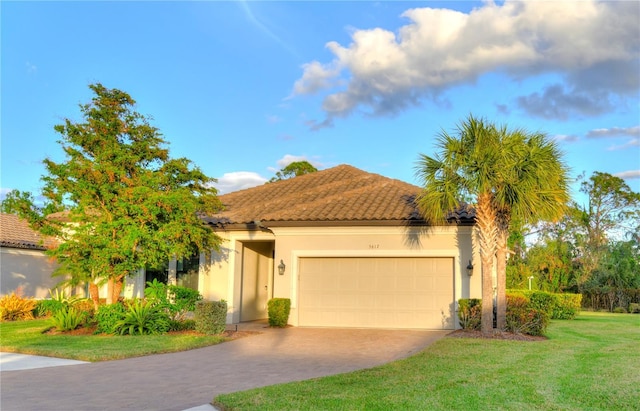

{"left": 614, "top": 170, "right": 640, "bottom": 180}
{"left": 274, "top": 154, "right": 323, "bottom": 170}
{"left": 553, "top": 134, "right": 579, "bottom": 143}
{"left": 587, "top": 125, "right": 640, "bottom": 138}
{"left": 293, "top": 1, "right": 639, "bottom": 128}
{"left": 212, "top": 172, "right": 267, "bottom": 194}
{"left": 607, "top": 138, "right": 640, "bottom": 151}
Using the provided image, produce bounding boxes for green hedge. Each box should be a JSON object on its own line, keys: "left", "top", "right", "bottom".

{"left": 552, "top": 293, "right": 582, "bottom": 319}
{"left": 505, "top": 293, "right": 549, "bottom": 336}
{"left": 508, "top": 290, "right": 581, "bottom": 320}
{"left": 268, "top": 298, "right": 291, "bottom": 328}
{"left": 459, "top": 292, "right": 577, "bottom": 336}
{"left": 195, "top": 300, "right": 227, "bottom": 335}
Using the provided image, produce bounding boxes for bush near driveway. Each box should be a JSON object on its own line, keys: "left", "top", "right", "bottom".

{"left": 195, "top": 300, "right": 227, "bottom": 334}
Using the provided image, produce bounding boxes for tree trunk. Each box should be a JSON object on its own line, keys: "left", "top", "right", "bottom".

{"left": 112, "top": 275, "right": 124, "bottom": 303}
{"left": 88, "top": 282, "right": 100, "bottom": 311}
{"left": 495, "top": 210, "right": 510, "bottom": 331}
{"left": 106, "top": 279, "right": 114, "bottom": 304}
{"left": 496, "top": 231, "right": 508, "bottom": 331}
{"left": 476, "top": 193, "right": 498, "bottom": 335}
{"left": 107, "top": 276, "right": 125, "bottom": 304}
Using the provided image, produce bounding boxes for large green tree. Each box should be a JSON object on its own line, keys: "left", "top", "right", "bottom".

{"left": 269, "top": 160, "right": 318, "bottom": 182}
{"left": 2, "top": 84, "right": 223, "bottom": 307}
{"left": 574, "top": 172, "right": 640, "bottom": 287}
{"left": 416, "top": 115, "right": 569, "bottom": 333}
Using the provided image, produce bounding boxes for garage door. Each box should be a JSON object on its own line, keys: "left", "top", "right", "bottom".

{"left": 298, "top": 257, "right": 454, "bottom": 329}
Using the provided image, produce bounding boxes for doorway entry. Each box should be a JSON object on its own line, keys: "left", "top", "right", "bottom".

{"left": 240, "top": 241, "right": 274, "bottom": 321}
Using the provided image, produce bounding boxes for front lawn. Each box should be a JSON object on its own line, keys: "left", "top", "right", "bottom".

{"left": 0, "top": 319, "right": 227, "bottom": 361}
{"left": 214, "top": 312, "right": 640, "bottom": 410}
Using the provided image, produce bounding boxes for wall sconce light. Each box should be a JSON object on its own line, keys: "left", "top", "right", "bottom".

{"left": 278, "top": 259, "right": 286, "bottom": 275}
{"left": 466, "top": 260, "right": 474, "bottom": 276}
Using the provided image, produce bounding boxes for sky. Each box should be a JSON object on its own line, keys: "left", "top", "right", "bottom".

{"left": 2, "top": 1, "right": 639, "bottom": 205}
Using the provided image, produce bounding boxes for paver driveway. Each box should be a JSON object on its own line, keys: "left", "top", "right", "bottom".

{"left": 0, "top": 325, "right": 449, "bottom": 411}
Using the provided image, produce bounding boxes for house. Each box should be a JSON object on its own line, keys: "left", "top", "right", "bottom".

{"left": 0, "top": 213, "right": 61, "bottom": 298}
{"left": 197, "top": 164, "right": 480, "bottom": 329}
{"left": 2, "top": 164, "right": 480, "bottom": 329}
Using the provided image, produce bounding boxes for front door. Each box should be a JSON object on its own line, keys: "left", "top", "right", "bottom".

{"left": 240, "top": 242, "right": 273, "bottom": 321}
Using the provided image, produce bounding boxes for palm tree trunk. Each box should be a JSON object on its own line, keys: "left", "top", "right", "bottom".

{"left": 476, "top": 193, "right": 497, "bottom": 335}
{"left": 107, "top": 276, "right": 125, "bottom": 303}
{"left": 112, "top": 275, "right": 124, "bottom": 303}
{"left": 496, "top": 231, "right": 508, "bottom": 330}
{"left": 495, "top": 210, "right": 510, "bottom": 331}
{"left": 88, "top": 282, "right": 100, "bottom": 311}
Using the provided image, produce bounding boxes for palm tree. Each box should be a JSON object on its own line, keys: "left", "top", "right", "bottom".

{"left": 416, "top": 115, "right": 569, "bottom": 334}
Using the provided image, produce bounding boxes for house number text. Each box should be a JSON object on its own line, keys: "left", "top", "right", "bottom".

{"left": 368, "top": 244, "right": 380, "bottom": 249}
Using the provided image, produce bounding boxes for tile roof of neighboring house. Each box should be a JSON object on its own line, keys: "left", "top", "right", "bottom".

{"left": 0, "top": 213, "right": 59, "bottom": 250}
{"left": 204, "top": 164, "right": 474, "bottom": 228}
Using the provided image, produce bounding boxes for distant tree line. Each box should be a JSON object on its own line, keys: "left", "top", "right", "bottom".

{"left": 507, "top": 172, "right": 640, "bottom": 311}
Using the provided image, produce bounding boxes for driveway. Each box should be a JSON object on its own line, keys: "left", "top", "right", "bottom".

{"left": 0, "top": 324, "right": 449, "bottom": 411}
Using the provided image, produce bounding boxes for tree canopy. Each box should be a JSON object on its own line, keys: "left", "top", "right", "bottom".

{"left": 513, "top": 171, "right": 640, "bottom": 301}
{"left": 2, "top": 83, "right": 223, "bottom": 307}
{"left": 269, "top": 161, "right": 318, "bottom": 182}
{"left": 416, "top": 115, "right": 569, "bottom": 333}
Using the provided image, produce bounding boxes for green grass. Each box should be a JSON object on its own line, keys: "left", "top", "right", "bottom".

{"left": 214, "top": 312, "right": 640, "bottom": 410}
{"left": 0, "top": 318, "right": 227, "bottom": 361}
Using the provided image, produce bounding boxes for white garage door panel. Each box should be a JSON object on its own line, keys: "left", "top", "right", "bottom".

{"left": 298, "top": 257, "right": 454, "bottom": 329}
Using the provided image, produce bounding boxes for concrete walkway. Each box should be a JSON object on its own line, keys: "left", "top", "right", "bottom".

{"left": 0, "top": 323, "right": 448, "bottom": 411}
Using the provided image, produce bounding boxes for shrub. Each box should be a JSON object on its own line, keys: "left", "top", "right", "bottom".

{"left": 0, "top": 292, "right": 37, "bottom": 322}
{"left": 508, "top": 289, "right": 582, "bottom": 320}
{"left": 528, "top": 291, "right": 556, "bottom": 317}
{"left": 95, "top": 303, "right": 127, "bottom": 334}
{"left": 629, "top": 303, "right": 640, "bottom": 314}
{"left": 36, "top": 289, "right": 93, "bottom": 319}
{"left": 506, "top": 293, "right": 549, "bottom": 336}
{"left": 115, "top": 300, "right": 170, "bottom": 335}
{"left": 167, "top": 285, "right": 202, "bottom": 320}
{"left": 195, "top": 300, "right": 227, "bottom": 334}
{"left": 457, "top": 298, "right": 482, "bottom": 330}
{"left": 268, "top": 298, "right": 291, "bottom": 328}
{"left": 51, "top": 307, "right": 85, "bottom": 331}
{"left": 34, "top": 299, "right": 65, "bottom": 318}
{"left": 553, "top": 293, "right": 582, "bottom": 319}
{"left": 144, "top": 279, "right": 202, "bottom": 320}
{"left": 169, "top": 319, "right": 196, "bottom": 331}
{"left": 72, "top": 299, "right": 96, "bottom": 320}
{"left": 613, "top": 306, "right": 627, "bottom": 314}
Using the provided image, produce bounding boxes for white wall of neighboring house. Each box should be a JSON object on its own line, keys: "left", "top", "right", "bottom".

{"left": 0, "top": 247, "right": 78, "bottom": 299}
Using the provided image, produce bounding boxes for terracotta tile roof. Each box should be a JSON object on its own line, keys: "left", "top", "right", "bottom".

{"left": 205, "top": 164, "right": 473, "bottom": 227}
{"left": 0, "top": 213, "right": 59, "bottom": 250}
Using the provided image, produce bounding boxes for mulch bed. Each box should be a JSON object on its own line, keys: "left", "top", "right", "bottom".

{"left": 447, "top": 329, "right": 547, "bottom": 341}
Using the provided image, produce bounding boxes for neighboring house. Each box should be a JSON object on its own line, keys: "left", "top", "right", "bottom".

{"left": 195, "top": 164, "right": 480, "bottom": 330}
{"left": 0, "top": 213, "right": 61, "bottom": 298}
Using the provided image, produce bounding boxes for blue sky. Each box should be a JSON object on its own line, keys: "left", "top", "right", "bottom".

{"left": 2, "top": 1, "right": 639, "bottom": 204}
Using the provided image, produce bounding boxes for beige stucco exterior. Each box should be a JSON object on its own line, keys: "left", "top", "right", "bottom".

{"left": 197, "top": 224, "right": 480, "bottom": 329}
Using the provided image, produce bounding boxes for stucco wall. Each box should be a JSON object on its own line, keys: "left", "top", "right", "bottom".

{"left": 1, "top": 247, "right": 61, "bottom": 298}
{"left": 206, "top": 225, "right": 480, "bottom": 326}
